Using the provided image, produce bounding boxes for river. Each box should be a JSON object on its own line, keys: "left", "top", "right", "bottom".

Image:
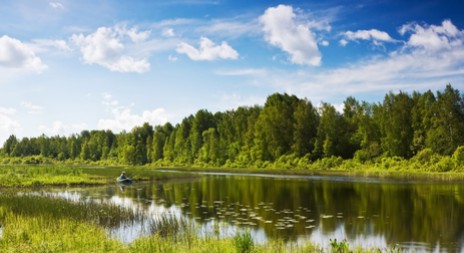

{"left": 33, "top": 172, "right": 464, "bottom": 252}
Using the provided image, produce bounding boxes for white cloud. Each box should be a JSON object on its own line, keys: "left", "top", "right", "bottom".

{"left": 120, "top": 26, "right": 151, "bottom": 43}
{"left": 97, "top": 93, "right": 170, "bottom": 132}
{"left": 176, "top": 37, "right": 238, "bottom": 61}
{"left": 39, "top": 121, "right": 87, "bottom": 137}
{"left": 0, "top": 107, "right": 20, "bottom": 133}
{"left": 71, "top": 26, "right": 151, "bottom": 73}
{"left": 31, "top": 39, "right": 72, "bottom": 54}
{"left": 341, "top": 29, "right": 396, "bottom": 46}
{"left": 216, "top": 68, "right": 266, "bottom": 76}
{"left": 247, "top": 20, "right": 464, "bottom": 103}
{"left": 49, "top": 2, "right": 64, "bottom": 10}
{"left": 339, "top": 39, "right": 348, "bottom": 47}
{"left": 320, "top": 40, "right": 329, "bottom": 47}
{"left": 0, "top": 35, "right": 47, "bottom": 73}
{"left": 20, "top": 101, "right": 44, "bottom": 115}
{"left": 400, "top": 19, "right": 463, "bottom": 51}
{"left": 259, "top": 5, "right": 321, "bottom": 66}
{"left": 216, "top": 93, "right": 266, "bottom": 111}
{"left": 162, "top": 28, "right": 175, "bottom": 37}
{"left": 197, "top": 19, "right": 260, "bottom": 39}
{"left": 168, "top": 55, "right": 178, "bottom": 62}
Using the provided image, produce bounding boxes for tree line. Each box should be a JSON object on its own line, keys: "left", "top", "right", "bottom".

{"left": 2, "top": 84, "right": 464, "bottom": 167}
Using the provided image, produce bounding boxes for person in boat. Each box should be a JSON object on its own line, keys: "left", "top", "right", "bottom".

{"left": 120, "top": 171, "right": 127, "bottom": 179}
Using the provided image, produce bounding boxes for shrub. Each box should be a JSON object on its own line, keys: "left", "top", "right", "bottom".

{"left": 452, "top": 146, "right": 464, "bottom": 168}
{"left": 353, "top": 150, "right": 370, "bottom": 163}
{"left": 432, "top": 156, "right": 455, "bottom": 172}
{"left": 412, "top": 148, "right": 434, "bottom": 164}
{"left": 317, "top": 156, "right": 343, "bottom": 170}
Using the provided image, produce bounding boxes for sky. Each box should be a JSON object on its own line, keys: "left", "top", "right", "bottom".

{"left": 0, "top": 0, "right": 463, "bottom": 144}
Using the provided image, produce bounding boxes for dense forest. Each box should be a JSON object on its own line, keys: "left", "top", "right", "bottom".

{"left": 2, "top": 85, "right": 464, "bottom": 170}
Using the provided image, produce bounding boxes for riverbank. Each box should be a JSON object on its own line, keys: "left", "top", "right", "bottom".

{"left": 0, "top": 165, "right": 198, "bottom": 188}
{"left": 2, "top": 145, "right": 464, "bottom": 187}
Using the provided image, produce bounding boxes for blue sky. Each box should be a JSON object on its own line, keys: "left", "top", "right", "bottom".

{"left": 0, "top": 0, "right": 463, "bottom": 144}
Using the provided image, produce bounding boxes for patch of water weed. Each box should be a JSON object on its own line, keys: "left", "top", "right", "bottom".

{"left": 149, "top": 213, "right": 193, "bottom": 239}
{"left": 234, "top": 231, "right": 254, "bottom": 253}
{"left": 0, "top": 191, "right": 138, "bottom": 228}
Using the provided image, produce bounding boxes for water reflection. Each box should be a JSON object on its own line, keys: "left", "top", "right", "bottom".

{"left": 38, "top": 173, "right": 464, "bottom": 251}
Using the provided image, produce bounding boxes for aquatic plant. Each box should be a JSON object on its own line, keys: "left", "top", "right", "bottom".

{"left": 234, "top": 231, "right": 254, "bottom": 253}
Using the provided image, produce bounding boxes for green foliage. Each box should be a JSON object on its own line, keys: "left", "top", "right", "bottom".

{"left": 452, "top": 146, "right": 464, "bottom": 168}
{"left": 433, "top": 156, "right": 455, "bottom": 172}
{"left": 1, "top": 85, "right": 464, "bottom": 172}
{"left": 234, "top": 231, "right": 254, "bottom": 253}
{"left": 329, "top": 239, "right": 350, "bottom": 253}
{"left": 0, "top": 165, "right": 113, "bottom": 187}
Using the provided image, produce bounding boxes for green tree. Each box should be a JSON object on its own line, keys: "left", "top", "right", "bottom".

{"left": 379, "top": 92, "right": 414, "bottom": 158}
{"left": 252, "top": 93, "right": 299, "bottom": 161}
{"left": 151, "top": 123, "right": 173, "bottom": 162}
{"left": 292, "top": 99, "right": 318, "bottom": 157}
{"left": 189, "top": 110, "right": 215, "bottom": 161}
{"left": 2, "top": 135, "right": 18, "bottom": 156}
{"left": 427, "top": 84, "right": 464, "bottom": 155}
{"left": 411, "top": 90, "right": 436, "bottom": 154}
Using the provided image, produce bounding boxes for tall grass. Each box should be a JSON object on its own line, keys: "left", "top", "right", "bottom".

{"left": 0, "top": 191, "right": 138, "bottom": 227}
{"left": 0, "top": 165, "right": 108, "bottom": 187}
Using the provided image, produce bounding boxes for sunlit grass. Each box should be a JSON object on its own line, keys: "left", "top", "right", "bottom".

{"left": 0, "top": 165, "right": 108, "bottom": 187}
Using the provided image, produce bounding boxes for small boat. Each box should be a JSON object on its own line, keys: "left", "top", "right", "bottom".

{"left": 116, "top": 176, "right": 133, "bottom": 183}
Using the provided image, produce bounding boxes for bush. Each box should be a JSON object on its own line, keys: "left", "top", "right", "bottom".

{"left": 412, "top": 148, "right": 434, "bottom": 164}
{"left": 317, "top": 156, "right": 343, "bottom": 170}
{"left": 452, "top": 146, "right": 464, "bottom": 168}
{"left": 353, "top": 150, "right": 370, "bottom": 163}
{"left": 432, "top": 156, "right": 455, "bottom": 172}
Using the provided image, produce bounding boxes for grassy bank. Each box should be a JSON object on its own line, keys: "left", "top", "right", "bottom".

{"left": 0, "top": 166, "right": 108, "bottom": 187}
{"left": 155, "top": 156, "right": 464, "bottom": 183}
{"left": 0, "top": 165, "right": 198, "bottom": 188}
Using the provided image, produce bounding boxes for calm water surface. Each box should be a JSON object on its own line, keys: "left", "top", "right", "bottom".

{"left": 39, "top": 172, "right": 464, "bottom": 252}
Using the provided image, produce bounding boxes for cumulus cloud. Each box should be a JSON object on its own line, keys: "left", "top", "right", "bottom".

{"left": 39, "top": 121, "right": 87, "bottom": 137}
{"left": 400, "top": 19, "right": 463, "bottom": 51}
{"left": 162, "top": 28, "right": 175, "bottom": 37}
{"left": 259, "top": 5, "right": 321, "bottom": 66}
{"left": 320, "top": 40, "right": 329, "bottom": 47}
{"left": 216, "top": 68, "right": 266, "bottom": 76}
{"left": 31, "top": 39, "right": 72, "bottom": 54}
{"left": 21, "top": 101, "right": 44, "bottom": 115}
{"left": 340, "top": 29, "right": 396, "bottom": 46}
{"left": 248, "top": 20, "right": 464, "bottom": 103}
{"left": 49, "top": 2, "right": 64, "bottom": 10}
{"left": 168, "top": 55, "right": 178, "bottom": 62}
{"left": 0, "top": 35, "right": 47, "bottom": 73}
{"left": 0, "top": 107, "right": 20, "bottom": 133}
{"left": 97, "top": 93, "right": 170, "bottom": 132}
{"left": 176, "top": 37, "right": 238, "bottom": 61}
{"left": 71, "top": 26, "right": 151, "bottom": 73}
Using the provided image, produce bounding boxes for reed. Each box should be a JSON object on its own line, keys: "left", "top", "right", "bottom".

{"left": 0, "top": 165, "right": 108, "bottom": 187}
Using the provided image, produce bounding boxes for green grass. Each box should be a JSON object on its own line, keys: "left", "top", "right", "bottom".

{"left": 0, "top": 165, "right": 198, "bottom": 188}
{"left": 0, "top": 166, "right": 108, "bottom": 187}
